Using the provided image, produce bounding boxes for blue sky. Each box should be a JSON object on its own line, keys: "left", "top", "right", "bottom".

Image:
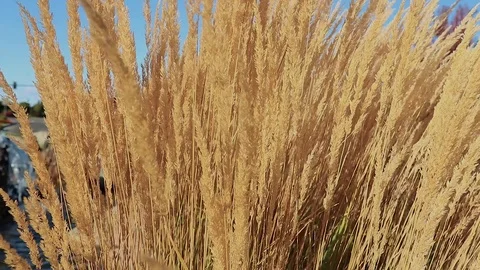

{"left": 0, "top": 0, "right": 474, "bottom": 104}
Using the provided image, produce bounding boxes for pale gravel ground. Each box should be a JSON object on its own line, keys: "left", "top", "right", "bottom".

{"left": 0, "top": 117, "right": 52, "bottom": 269}
{"left": 2, "top": 117, "right": 105, "bottom": 177}
{"left": 2, "top": 117, "right": 49, "bottom": 148}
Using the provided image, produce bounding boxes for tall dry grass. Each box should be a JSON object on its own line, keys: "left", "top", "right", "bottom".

{"left": 0, "top": 0, "right": 480, "bottom": 269}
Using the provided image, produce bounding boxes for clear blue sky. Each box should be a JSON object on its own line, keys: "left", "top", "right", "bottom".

{"left": 0, "top": 0, "right": 474, "bottom": 104}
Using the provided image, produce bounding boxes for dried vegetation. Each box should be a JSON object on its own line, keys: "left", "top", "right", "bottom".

{"left": 0, "top": 0, "right": 480, "bottom": 269}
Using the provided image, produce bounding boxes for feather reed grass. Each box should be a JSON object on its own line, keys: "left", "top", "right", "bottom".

{"left": 1, "top": 0, "right": 480, "bottom": 269}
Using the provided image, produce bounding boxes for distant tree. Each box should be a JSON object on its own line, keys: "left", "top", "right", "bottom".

{"left": 31, "top": 101, "right": 45, "bottom": 117}
{"left": 435, "top": 5, "right": 473, "bottom": 55}
{"left": 436, "top": 5, "right": 470, "bottom": 34}
{"left": 19, "top": 102, "right": 31, "bottom": 115}
{"left": 452, "top": 5, "right": 470, "bottom": 29}
{"left": 435, "top": 5, "right": 451, "bottom": 37}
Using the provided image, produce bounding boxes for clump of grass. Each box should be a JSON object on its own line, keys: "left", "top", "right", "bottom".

{"left": 1, "top": 0, "right": 480, "bottom": 269}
